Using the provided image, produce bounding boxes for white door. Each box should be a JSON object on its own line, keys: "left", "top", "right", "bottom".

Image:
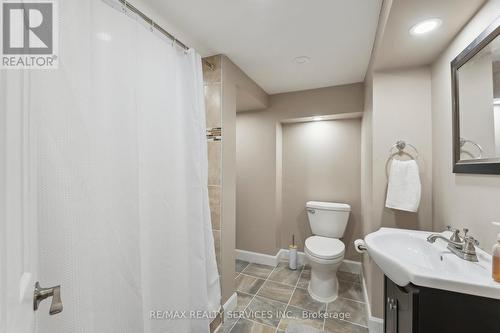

{"left": 1, "top": 71, "right": 38, "bottom": 333}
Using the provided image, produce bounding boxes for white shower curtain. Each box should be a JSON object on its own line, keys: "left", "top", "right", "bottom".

{"left": 23, "top": 0, "right": 220, "bottom": 332}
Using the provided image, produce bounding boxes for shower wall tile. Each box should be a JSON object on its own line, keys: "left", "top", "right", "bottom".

{"left": 204, "top": 84, "right": 222, "bottom": 128}
{"left": 213, "top": 230, "right": 221, "bottom": 274}
{"left": 209, "top": 186, "right": 221, "bottom": 230}
{"left": 204, "top": 55, "right": 223, "bottom": 327}
{"left": 208, "top": 141, "right": 221, "bottom": 185}
{"left": 203, "top": 55, "right": 222, "bottom": 84}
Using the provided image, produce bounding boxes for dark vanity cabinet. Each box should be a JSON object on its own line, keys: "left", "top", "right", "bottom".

{"left": 384, "top": 276, "right": 418, "bottom": 333}
{"left": 384, "top": 276, "right": 500, "bottom": 333}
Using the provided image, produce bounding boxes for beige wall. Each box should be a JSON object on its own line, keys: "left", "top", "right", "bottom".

{"left": 365, "top": 67, "right": 433, "bottom": 318}
{"left": 236, "top": 83, "right": 365, "bottom": 258}
{"left": 372, "top": 68, "right": 433, "bottom": 232}
{"left": 359, "top": 0, "right": 439, "bottom": 320}
{"left": 361, "top": 71, "right": 376, "bottom": 319}
{"left": 361, "top": 68, "right": 433, "bottom": 318}
{"left": 281, "top": 119, "right": 363, "bottom": 260}
{"left": 359, "top": 0, "right": 392, "bottom": 318}
{"left": 432, "top": 0, "right": 500, "bottom": 256}
{"left": 219, "top": 55, "right": 269, "bottom": 304}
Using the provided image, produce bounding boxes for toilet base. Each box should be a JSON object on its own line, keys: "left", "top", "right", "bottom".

{"left": 308, "top": 283, "right": 338, "bottom": 303}
{"left": 306, "top": 253, "right": 343, "bottom": 304}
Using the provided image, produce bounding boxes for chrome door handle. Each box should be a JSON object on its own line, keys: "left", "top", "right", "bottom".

{"left": 34, "top": 282, "right": 63, "bottom": 315}
{"left": 387, "top": 297, "right": 397, "bottom": 311}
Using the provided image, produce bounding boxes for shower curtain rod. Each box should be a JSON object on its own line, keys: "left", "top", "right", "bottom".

{"left": 118, "top": 0, "right": 216, "bottom": 71}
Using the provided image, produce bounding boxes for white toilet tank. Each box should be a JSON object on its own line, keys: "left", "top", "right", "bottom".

{"left": 306, "top": 201, "right": 351, "bottom": 238}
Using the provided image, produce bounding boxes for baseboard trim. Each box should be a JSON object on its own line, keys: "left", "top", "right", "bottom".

{"left": 368, "top": 315, "right": 384, "bottom": 333}
{"left": 212, "top": 293, "right": 238, "bottom": 333}
{"left": 276, "top": 248, "right": 308, "bottom": 266}
{"left": 339, "top": 259, "right": 362, "bottom": 274}
{"left": 236, "top": 249, "right": 278, "bottom": 267}
{"left": 210, "top": 311, "right": 222, "bottom": 333}
{"left": 236, "top": 248, "right": 362, "bottom": 275}
{"left": 361, "top": 270, "right": 384, "bottom": 333}
{"left": 223, "top": 292, "right": 238, "bottom": 313}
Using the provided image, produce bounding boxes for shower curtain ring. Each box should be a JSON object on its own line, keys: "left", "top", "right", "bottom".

{"left": 172, "top": 38, "right": 176, "bottom": 48}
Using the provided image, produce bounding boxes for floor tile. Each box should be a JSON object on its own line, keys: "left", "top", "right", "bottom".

{"left": 327, "top": 298, "right": 368, "bottom": 327}
{"left": 236, "top": 274, "right": 266, "bottom": 295}
{"left": 268, "top": 262, "right": 302, "bottom": 286}
{"left": 296, "top": 269, "right": 310, "bottom": 289}
{"left": 277, "top": 306, "right": 324, "bottom": 332}
{"left": 324, "top": 318, "right": 369, "bottom": 333}
{"left": 289, "top": 287, "right": 326, "bottom": 313}
{"left": 242, "top": 263, "right": 275, "bottom": 279}
{"left": 220, "top": 315, "right": 239, "bottom": 333}
{"left": 229, "top": 319, "right": 275, "bottom": 333}
{"left": 339, "top": 280, "right": 364, "bottom": 302}
{"left": 338, "top": 271, "right": 362, "bottom": 284}
{"left": 280, "top": 322, "right": 322, "bottom": 333}
{"left": 230, "top": 260, "right": 368, "bottom": 333}
{"left": 236, "top": 260, "right": 250, "bottom": 273}
{"left": 257, "top": 280, "right": 294, "bottom": 304}
{"left": 223, "top": 319, "right": 238, "bottom": 332}
{"left": 223, "top": 292, "right": 254, "bottom": 332}
{"left": 245, "top": 296, "right": 286, "bottom": 327}
{"left": 235, "top": 292, "right": 254, "bottom": 311}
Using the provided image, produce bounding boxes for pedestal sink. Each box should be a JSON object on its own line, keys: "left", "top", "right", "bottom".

{"left": 364, "top": 228, "right": 500, "bottom": 299}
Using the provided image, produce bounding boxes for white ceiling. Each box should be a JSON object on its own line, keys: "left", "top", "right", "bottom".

{"left": 374, "top": 0, "right": 485, "bottom": 70}
{"left": 143, "top": 0, "right": 383, "bottom": 94}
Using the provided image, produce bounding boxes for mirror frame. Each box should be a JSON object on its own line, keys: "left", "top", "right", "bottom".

{"left": 452, "top": 16, "right": 500, "bottom": 174}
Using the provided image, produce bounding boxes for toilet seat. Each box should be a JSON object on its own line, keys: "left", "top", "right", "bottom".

{"left": 305, "top": 236, "right": 345, "bottom": 260}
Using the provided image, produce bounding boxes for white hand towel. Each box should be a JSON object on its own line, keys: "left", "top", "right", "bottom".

{"left": 385, "top": 159, "right": 421, "bottom": 212}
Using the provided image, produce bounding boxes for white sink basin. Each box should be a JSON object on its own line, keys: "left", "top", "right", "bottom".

{"left": 364, "top": 228, "right": 500, "bottom": 299}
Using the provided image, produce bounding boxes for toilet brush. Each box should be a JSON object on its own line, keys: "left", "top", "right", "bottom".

{"left": 289, "top": 234, "right": 298, "bottom": 270}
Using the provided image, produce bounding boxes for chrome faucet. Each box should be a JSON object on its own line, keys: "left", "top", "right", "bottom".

{"left": 426, "top": 227, "right": 480, "bottom": 262}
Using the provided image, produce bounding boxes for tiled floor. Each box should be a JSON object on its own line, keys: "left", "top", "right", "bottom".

{"left": 219, "top": 260, "right": 369, "bottom": 333}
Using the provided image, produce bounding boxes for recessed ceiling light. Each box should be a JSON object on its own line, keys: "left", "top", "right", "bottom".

{"left": 409, "top": 18, "right": 442, "bottom": 36}
{"left": 293, "top": 56, "right": 311, "bottom": 64}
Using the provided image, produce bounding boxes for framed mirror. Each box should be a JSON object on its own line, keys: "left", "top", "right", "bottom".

{"left": 452, "top": 17, "right": 500, "bottom": 174}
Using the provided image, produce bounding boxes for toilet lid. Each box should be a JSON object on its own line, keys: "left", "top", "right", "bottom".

{"left": 305, "top": 236, "right": 345, "bottom": 260}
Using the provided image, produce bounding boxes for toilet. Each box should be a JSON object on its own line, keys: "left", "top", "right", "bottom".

{"left": 304, "top": 201, "right": 351, "bottom": 303}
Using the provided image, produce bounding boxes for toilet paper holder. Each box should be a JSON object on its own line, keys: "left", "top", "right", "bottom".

{"left": 354, "top": 239, "right": 367, "bottom": 253}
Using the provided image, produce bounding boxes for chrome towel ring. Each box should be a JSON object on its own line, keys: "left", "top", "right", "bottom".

{"left": 388, "top": 140, "right": 419, "bottom": 160}
{"left": 386, "top": 140, "right": 419, "bottom": 178}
